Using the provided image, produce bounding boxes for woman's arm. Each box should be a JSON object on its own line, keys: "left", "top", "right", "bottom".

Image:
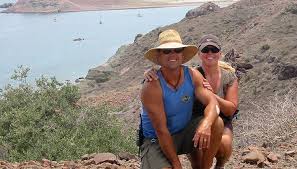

{"left": 216, "top": 79, "right": 238, "bottom": 117}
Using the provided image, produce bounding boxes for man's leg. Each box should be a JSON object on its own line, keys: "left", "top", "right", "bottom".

{"left": 141, "top": 139, "right": 172, "bottom": 169}
{"left": 190, "top": 117, "right": 224, "bottom": 169}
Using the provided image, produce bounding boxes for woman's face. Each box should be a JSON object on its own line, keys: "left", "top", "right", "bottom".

{"left": 199, "top": 45, "right": 221, "bottom": 67}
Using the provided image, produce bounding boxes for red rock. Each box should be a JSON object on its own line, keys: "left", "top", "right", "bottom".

{"left": 267, "top": 152, "right": 278, "bottom": 163}
{"left": 41, "top": 158, "right": 51, "bottom": 167}
{"left": 0, "top": 161, "right": 8, "bottom": 165}
{"left": 28, "top": 160, "right": 40, "bottom": 166}
{"left": 118, "top": 152, "right": 137, "bottom": 161}
{"left": 83, "top": 159, "right": 95, "bottom": 166}
{"left": 263, "top": 160, "right": 272, "bottom": 168}
{"left": 51, "top": 161, "right": 58, "bottom": 167}
{"left": 89, "top": 153, "right": 97, "bottom": 158}
{"left": 81, "top": 154, "right": 89, "bottom": 160}
{"left": 285, "top": 150, "right": 295, "bottom": 156}
{"left": 242, "top": 150, "right": 265, "bottom": 165}
{"left": 0, "top": 165, "right": 8, "bottom": 169}
{"left": 93, "top": 153, "right": 118, "bottom": 165}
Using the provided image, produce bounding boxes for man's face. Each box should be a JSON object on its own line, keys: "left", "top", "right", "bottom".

{"left": 157, "top": 48, "right": 184, "bottom": 70}
{"left": 199, "top": 45, "right": 221, "bottom": 66}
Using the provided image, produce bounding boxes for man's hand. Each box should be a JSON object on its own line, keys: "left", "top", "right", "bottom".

{"left": 192, "top": 119, "right": 212, "bottom": 150}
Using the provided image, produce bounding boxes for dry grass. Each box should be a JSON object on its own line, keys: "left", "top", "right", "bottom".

{"left": 234, "top": 90, "right": 297, "bottom": 148}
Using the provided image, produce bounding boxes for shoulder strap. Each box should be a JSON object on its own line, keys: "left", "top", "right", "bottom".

{"left": 197, "top": 66, "right": 205, "bottom": 78}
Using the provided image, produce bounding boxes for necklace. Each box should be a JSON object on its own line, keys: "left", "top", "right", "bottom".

{"left": 162, "top": 67, "right": 182, "bottom": 90}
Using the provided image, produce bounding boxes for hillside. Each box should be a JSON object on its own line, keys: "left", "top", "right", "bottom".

{"left": 79, "top": 0, "right": 297, "bottom": 168}
{"left": 1, "top": 0, "right": 296, "bottom": 168}
{"left": 81, "top": 0, "right": 297, "bottom": 108}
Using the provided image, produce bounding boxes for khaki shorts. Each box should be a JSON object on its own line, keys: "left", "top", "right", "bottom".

{"left": 140, "top": 115, "right": 203, "bottom": 169}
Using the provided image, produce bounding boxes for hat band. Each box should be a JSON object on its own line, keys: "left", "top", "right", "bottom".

{"left": 159, "top": 40, "right": 182, "bottom": 45}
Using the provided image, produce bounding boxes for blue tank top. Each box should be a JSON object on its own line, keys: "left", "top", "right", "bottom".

{"left": 141, "top": 66, "right": 195, "bottom": 138}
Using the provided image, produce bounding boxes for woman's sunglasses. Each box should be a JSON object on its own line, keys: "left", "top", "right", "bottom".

{"left": 201, "top": 46, "right": 220, "bottom": 53}
{"left": 159, "top": 48, "right": 184, "bottom": 55}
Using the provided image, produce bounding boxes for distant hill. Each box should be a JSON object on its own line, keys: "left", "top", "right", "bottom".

{"left": 2, "top": 0, "right": 236, "bottom": 13}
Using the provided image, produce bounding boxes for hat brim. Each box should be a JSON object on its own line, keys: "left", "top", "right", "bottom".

{"left": 199, "top": 42, "right": 221, "bottom": 51}
{"left": 145, "top": 42, "right": 198, "bottom": 65}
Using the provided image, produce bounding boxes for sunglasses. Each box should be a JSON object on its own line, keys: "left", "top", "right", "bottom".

{"left": 201, "top": 46, "right": 220, "bottom": 53}
{"left": 159, "top": 48, "right": 184, "bottom": 55}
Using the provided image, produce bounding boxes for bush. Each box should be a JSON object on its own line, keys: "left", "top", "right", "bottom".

{"left": 234, "top": 90, "right": 297, "bottom": 148}
{"left": 285, "top": 3, "right": 297, "bottom": 14}
{"left": 0, "top": 66, "right": 136, "bottom": 162}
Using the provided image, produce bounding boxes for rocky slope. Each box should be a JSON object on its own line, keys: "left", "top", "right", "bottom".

{"left": 79, "top": 0, "right": 297, "bottom": 168}
{"left": 81, "top": 0, "right": 297, "bottom": 109}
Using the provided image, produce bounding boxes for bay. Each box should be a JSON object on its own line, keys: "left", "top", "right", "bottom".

{"left": 0, "top": 1, "right": 234, "bottom": 88}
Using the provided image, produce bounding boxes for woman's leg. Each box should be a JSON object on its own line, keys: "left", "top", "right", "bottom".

{"left": 215, "top": 124, "right": 233, "bottom": 168}
{"left": 189, "top": 117, "right": 224, "bottom": 169}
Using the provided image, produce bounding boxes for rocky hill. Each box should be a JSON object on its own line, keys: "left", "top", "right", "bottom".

{"left": 79, "top": 0, "right": 297, "bottom": 168}
{"left": 81, "top": 0, "right": 297, "bottom": 109}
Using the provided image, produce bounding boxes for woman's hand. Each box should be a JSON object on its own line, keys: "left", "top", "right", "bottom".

{"left": 144, "top": 68, "right": 158, "bottom": 81}
{"left": 202, "top": 79, "right": 214, "bottom": 92}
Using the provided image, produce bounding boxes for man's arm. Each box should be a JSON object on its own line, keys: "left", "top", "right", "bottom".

{"left": 189, "top": 67, "right": 220, "bottom": 149}
{"left": 141, "top": 81, "right": 182, "bottom": 169}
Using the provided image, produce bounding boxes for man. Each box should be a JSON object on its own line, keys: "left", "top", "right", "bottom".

{"left": 140, "top": 29, "right": 224, "bottom": 169}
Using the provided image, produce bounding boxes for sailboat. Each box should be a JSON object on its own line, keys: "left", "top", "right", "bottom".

{"left": 137, "top": 11, "right": 142, "bottom": 17}
{"left": 99, "top": 13, "right": 103, "bottom": 24}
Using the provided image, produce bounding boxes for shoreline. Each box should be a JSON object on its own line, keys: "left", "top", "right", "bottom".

{"left": 2, "top": 1, "right": 235, "bottom": 13}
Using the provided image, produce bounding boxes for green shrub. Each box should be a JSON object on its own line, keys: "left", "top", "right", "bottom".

{"left": 0, "top": 66, "right": 136, "bottom": 162}
{"left": 285, "top": 3, "right": 297, "bottom": 14}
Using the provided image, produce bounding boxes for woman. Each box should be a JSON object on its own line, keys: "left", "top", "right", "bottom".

{"left": 144, "top": 34, "right": 238, "bottom": 169}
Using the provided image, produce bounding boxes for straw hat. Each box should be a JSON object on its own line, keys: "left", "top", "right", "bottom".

{"left": 144, "top": 29, "right": 198, "bottom": 65}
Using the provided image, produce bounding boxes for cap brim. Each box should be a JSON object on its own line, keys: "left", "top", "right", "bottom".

{"left": 145, "top": 43, "right": 198, "bottom": 65}
{"left": 199, "top": 42, "right": 221, "bottom": 51}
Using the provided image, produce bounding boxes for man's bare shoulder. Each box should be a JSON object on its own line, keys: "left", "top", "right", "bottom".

{"left": 188, "top": 67, "right": 203, "bottom": 86}
{"left": 141, "top": 80, "right": 161, "bottom": 96}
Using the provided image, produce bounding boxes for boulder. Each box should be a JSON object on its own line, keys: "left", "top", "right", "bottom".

{"left": 118, "top": 152, "right": 137, "bottom": 161}
{"left": 93, "top": 153, "right": 118, "bottom": 165}
{"left": 242, "top": 150, "right": 265, "bottom": 165}
{"left": 85, "top": 69, "right": 115, "bottom": 83}
{"left": 278, "top": 65, "right": 297, "bottom": 80}
{"left": 134, "top": 34, "right": 143, "bottom": 43}
{"left": 185, "top": 2, "right": 220, "bottom": 19}
{"left": 285, "top": 150, "right": 296, "bottom": 157}
{"left": 237, "top": 63, "right": 253, "bottom": 70}
{"left": 81, "top": 154, "right": 90, "bottom": 161}
{"left": 267, "top": 152, "right": 278, "bottom": 163}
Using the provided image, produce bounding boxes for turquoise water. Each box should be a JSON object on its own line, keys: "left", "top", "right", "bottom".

{"left": 0, "top": 6, "right": 199, "bottom": 88}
